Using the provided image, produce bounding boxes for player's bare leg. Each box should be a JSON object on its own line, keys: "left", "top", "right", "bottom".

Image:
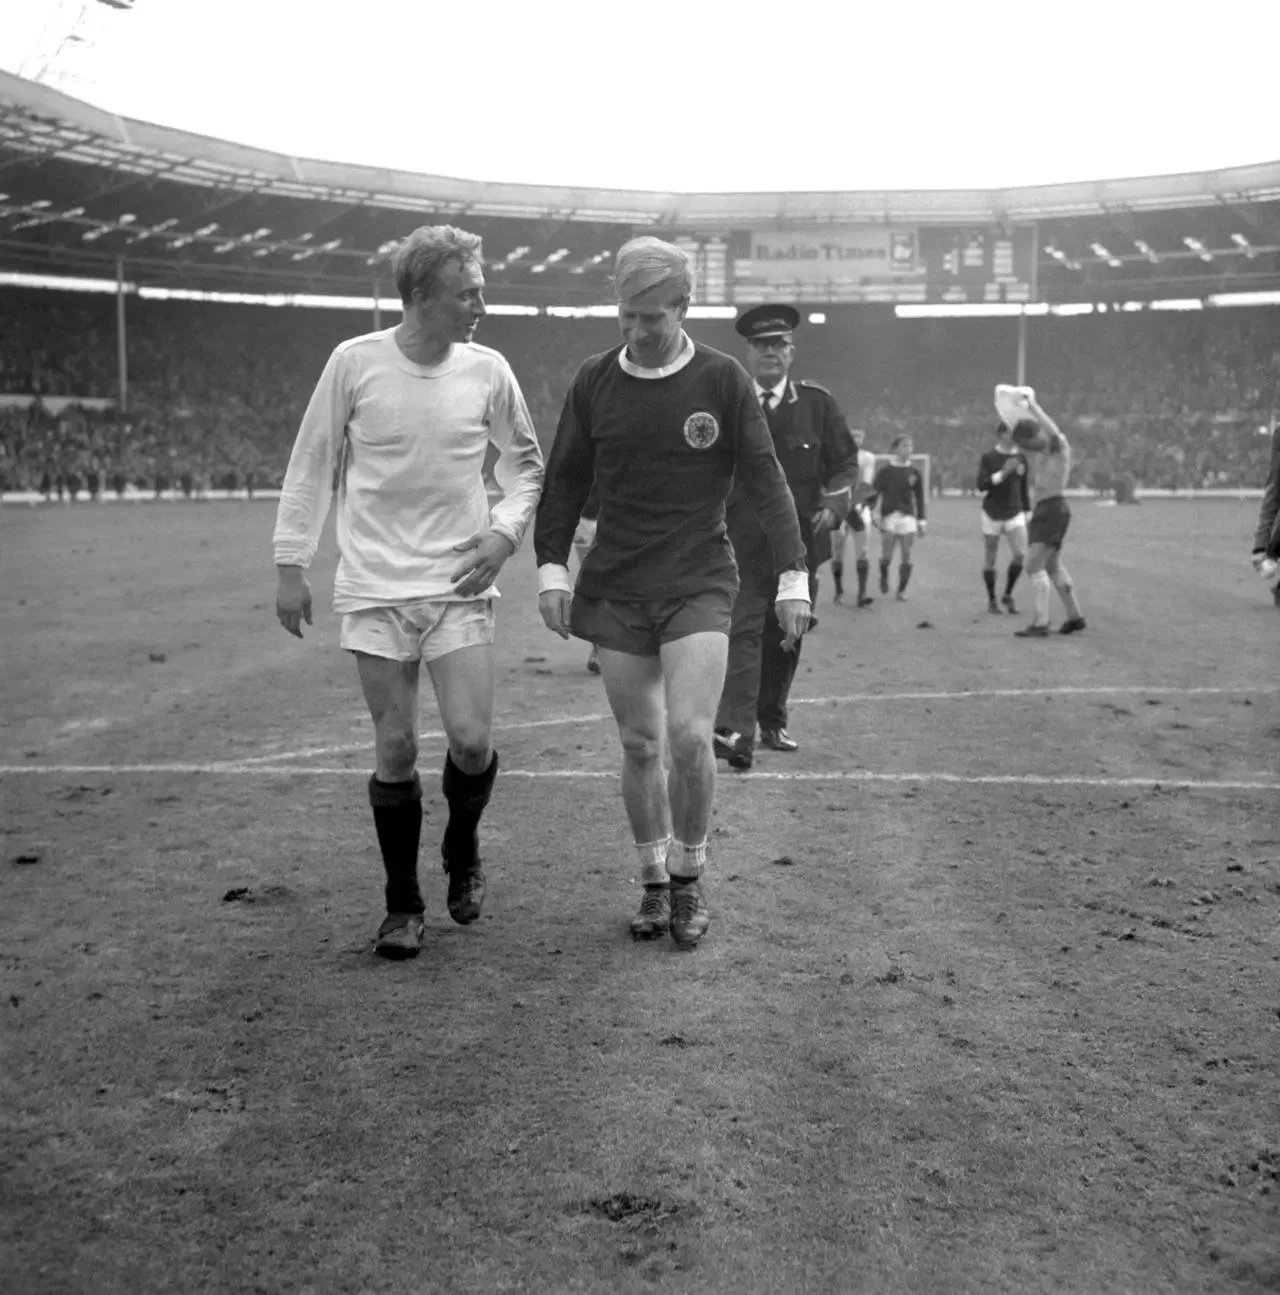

{"left": 878, "top": 529, "right": 894, "bottom": 595}
{"left": 356, "top": 653, "right": 427, "bottom": 957}
{"left": 1014, "top": 542, "right": 1053, "bottom": 638}
{"left": 830, "top": 524, "right": 847, "bottom": 603}
{"left": 895, "top": 534, "right": 915, "bottom": 601}
{"left": 659, "top": 631, "right": 727, "bottom": 948}
{"left": 1002, "top": 526, "right": 1027, "bottom": 614}
{"left": 425, "top": 643, "right": 499, "bottom": 924}
{"left": 599, "top": 648, "right": 675, "bottom": 939}
{"left": 1046, "top": 551, "right": 1086, "bottom": 633}
{"left": 982, "top": 534, "right": 1002, "bottom": 612}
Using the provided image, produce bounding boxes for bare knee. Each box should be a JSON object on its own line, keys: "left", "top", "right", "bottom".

{"left": 377, "top": 727, "right": 418, "bottom": 779}
{"left": 667, "top": 717, "right": 712, "bottom": 769}
{"left": 445, "top": 719, "right": 491, "bottom": 769}
{"left": 619, "top": 726, "right": 664, "bottom": 768}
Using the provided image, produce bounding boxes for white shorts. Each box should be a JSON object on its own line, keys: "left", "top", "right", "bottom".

{"left": 981, "top": 511, "right": 1028, "bottom": 538}
{"left": 880, "top": 513, "right": 919, "bottom": 537}
{"left": 340, "top": 599, "right": 495, "bottom": 663}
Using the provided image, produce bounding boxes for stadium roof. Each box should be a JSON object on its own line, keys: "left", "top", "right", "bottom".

{"left": 2, "top": 69, "right": 1279, "bottom": 302}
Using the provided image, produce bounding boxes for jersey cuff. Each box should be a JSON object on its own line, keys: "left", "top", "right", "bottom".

{"left": 776, "top": 570, "right": 811, "bottom": 603}
{"left": 538, "top": 564, "right": 573, "bottom": 595}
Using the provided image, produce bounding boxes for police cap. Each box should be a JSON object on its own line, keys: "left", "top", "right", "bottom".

{"left": 735, "top": 303, "right": 801, "bottom": 342}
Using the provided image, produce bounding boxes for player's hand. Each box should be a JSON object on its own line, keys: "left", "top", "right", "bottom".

{"left": 450, "top": 529, "right": 516, "bottom": 598}
{"left": 918, "top": 521, "right": 928, "bottom": 537}
{"left": 276, "top": 569, "right": 312, "bottom": 638}
{"left": 810, "top": 506, "right": 838, "bottom": 532}
{"left": 776, "top": 598, "right": 810, "bottom": 652}
{"left": 538, "top": 589, "right": 573, "bottom": 639}
{"left": 1013, "top": 461, "right": 1026, "bottom": 476}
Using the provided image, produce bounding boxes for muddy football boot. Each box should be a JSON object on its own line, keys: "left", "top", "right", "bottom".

{"left": 442, "top": 844, "right": 485, "bottom": 925}
{"left": 375, "top": 912, "right": 425, "bottom": 960}
{"left": 668, "top": 878, "right": 710, "bottom": 950}
{"left": 629, "top": 884, "right": 670, "bottom": 941}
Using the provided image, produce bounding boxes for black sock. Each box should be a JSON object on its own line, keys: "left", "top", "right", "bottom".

{"left": 1005, "top": 561, "right": 1023, "bottom": 597}
{"left": 831, "top": 562, "right": 844, "bottom": 596}
{"left": 442, "top": 750, "right": 499, "bottom": 870}
{"left": 898, "top": 562, "right": 913, "bottom": 593}
{"left": 368, "top": 774, "right": 424, "bottom": 915}
{"left": 856, "top": 559, "right": 869, "bottom": 597}
{"left": 983, "top": 568, "right": 997, "bottom": 599}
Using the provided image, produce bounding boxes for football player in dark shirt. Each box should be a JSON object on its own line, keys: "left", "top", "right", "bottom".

{"left": 976, "top": 425, "right": 1031, "bottom": 614}
{"left": 871, "top": 434, "right": 926, "bottom": 601}
{"left": 534, "top": 238, "right": 808, "bottom": 950}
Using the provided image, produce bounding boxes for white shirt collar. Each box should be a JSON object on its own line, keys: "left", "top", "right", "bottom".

{"left": 755, "top": 376, "right": 788, "bottom": 405}
{"left": 617, "top": 332, "right": 695, "bottom": 379}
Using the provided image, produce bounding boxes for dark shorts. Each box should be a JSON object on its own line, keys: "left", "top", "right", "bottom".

{"left": 570, "top": 590, "right": 733, "bottom": 657}
{"left": 1028, "top": 496, "right": 1071, "bottom": 550}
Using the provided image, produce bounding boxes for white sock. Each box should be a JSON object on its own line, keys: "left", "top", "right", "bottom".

{"left": 1032, "top": 570, "right": 1052, "bottom": 624}
{"left": 635, "top": 837, "right": 671, "bottom": 887}
{"left": 669, "top": 839, "right": 707, "bottom": 881}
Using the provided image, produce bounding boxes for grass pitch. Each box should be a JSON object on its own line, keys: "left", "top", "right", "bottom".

{"left": 2, "top": 497, "right": 1278, "bottom": 1294}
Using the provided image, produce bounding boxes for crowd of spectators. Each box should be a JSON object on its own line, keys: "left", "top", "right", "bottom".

{"left": 1, "top": 289, "right": 1276, "bottom": 499}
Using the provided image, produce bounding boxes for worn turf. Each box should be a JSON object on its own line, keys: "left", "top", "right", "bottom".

{"left": 2, "top": 497, "right": 1277, "bottom": 1294}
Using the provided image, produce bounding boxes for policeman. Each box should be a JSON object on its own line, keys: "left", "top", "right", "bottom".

{"left": 713, "top": 304, "right": 861, "bottom": 769}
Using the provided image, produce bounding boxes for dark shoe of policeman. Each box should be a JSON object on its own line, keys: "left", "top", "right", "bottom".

{"left": 1001, "top": 594, "right": 1018, "bottom": 614}
{"left": 629, "top": 884, "right": 670, "bottom": 940}
{"left": 1014, "top": 624, "right": 1051, "bottom": 639}
{"left": 760, "top": 727, "right": 799, "bottom": 753}
{"left": 375, "top": 912, "right": 425, "bottom": 960}
{"left": 668, "top": 877, "right": 710, "bottom": 949}
{"left": 441, "top": 845, "right": 485, "bottom": 925}
{"left": 1058, "top": 617, "right": 1087, "bottom": 635}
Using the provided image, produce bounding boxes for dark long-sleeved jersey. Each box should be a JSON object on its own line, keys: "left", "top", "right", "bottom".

{"left": 872, "top": 460, "right": 926, "bottom": 521}
{"left": 977, "top": 448, "right": 1031, "bottom": 521}
{"left": 534, "top": 342, "right": 806, "bottom": 601}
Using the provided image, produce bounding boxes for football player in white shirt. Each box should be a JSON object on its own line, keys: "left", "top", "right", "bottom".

{"left": 273, "top": 225, "right": 545, "bottom": 959}
{"left": 830, "top": 426, "right": 877, "bottom": 607}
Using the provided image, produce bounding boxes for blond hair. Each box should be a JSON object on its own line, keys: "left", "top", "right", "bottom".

{"left": 613, "top": 236, "right": 693, "bottom": 304}
{"left": 392, "top": 224, "right": 483, "bottom": 304}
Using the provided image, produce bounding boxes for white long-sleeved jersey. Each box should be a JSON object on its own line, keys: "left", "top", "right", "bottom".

{"left": 273, "top": 329, "right": 544, "bottom": 612}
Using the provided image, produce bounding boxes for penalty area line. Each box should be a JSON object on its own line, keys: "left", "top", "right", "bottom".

{"left": 0, "top": 764, "right": 1276, "bottom": 793}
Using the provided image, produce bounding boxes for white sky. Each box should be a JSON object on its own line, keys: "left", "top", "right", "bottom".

{"left": 2, "top": 0, "right": 1278, "bottom": 194}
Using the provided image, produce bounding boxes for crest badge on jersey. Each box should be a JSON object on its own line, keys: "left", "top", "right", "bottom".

{"left": 683, "top": 411, "right": 720, "bottom": 449}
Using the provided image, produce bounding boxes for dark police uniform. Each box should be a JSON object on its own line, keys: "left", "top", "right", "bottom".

{"left": 716, "top": 305, "right": 860, "bottom": 750}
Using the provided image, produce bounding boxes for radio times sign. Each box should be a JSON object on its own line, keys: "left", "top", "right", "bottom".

{"left": 738, "top": 228, "right": 920, "bottom": 286}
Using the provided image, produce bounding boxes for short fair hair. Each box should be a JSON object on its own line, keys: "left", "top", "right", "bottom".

{"left": 891, "top": 433, "right": 912, "bottom": 452}
{"left": 613, "top": 236, "right": 694, "bottom": 304}
{"left": 392, "top": 225, "right": 483, "bottom": 305}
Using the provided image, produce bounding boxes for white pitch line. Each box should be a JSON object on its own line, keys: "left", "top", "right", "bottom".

{"left": 792, "top": 684, "right": 1280, "bottom": 706}
{"left": 0, "top": 764, "right": 1275, "bottom": 792}
{"left": 193, "top": 683, "right": 1279, "bottom": 769}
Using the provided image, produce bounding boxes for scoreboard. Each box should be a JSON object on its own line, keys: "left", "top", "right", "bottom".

{"left": 917, "top": 227, "right": 1037, "bottom": 303}
{"left": 679, "top": 226, "right": 1037, "bottom": 305}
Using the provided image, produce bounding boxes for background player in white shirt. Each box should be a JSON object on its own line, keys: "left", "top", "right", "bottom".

{"left": 830, "top": 426, "right": 877, "bottom": 607}
{"left": 273, "top": 225, "right": 544, "bottom": 958}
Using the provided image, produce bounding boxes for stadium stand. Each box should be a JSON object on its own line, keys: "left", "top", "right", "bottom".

{"left": 1, "top": 292, "right": 1275, "bottom": 498}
